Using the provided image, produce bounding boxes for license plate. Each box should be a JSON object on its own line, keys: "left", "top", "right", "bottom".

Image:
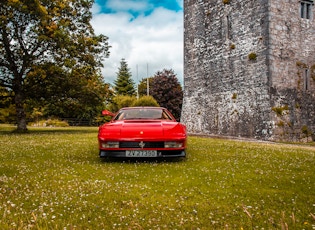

{"left": 126, "top": 150, "right": 157, "bottom": 157}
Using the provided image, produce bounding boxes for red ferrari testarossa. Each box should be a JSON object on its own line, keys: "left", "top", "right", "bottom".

{"left": 98, "top": 107, "right": 187, "bottom": 158}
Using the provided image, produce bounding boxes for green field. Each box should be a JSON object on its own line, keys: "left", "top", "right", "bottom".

{"left": 0, "top": 125, "right": 314, "bottom": 229}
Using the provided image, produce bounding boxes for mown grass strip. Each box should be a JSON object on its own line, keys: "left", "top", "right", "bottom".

{"left": 0, "top": 125, "right": 314, "bottom": 229}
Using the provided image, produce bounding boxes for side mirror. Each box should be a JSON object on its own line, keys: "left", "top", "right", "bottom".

{"left": 102, "top": 110, "right": 115, "bottom": 117}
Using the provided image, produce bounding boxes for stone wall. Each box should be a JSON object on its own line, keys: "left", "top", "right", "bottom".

{"left": 268, "top": 0, "right": 315, "bottom": 141}
{"left": 182, "top": 0, "right": 315, "bottom": 141}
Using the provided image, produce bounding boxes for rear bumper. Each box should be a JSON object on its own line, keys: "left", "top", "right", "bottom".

{"left": 99, "top": 150, "right": 186, "bottom": 158}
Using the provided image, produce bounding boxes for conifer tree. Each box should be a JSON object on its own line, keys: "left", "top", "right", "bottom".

{"left": 114, "top": 59, "right": 136, "bottom": 96}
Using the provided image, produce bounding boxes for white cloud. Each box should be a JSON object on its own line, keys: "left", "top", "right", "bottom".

{"left": 91, "top": 5, "right": 183, "bottom": 85}
{"left": 91, "top": 3, "right": 102, "bottom": 14}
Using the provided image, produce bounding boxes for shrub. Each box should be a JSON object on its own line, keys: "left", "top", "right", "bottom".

{"left": 30, "top": 119, "right": 69, "bottom": 127}
{"left": 132, "top": 96, "right": 159, "bottom": 107}
{"left": 108, "top": 95, "right": 137, "bottom": 112}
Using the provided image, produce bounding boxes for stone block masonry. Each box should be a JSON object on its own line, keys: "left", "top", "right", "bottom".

{"left": 181, "top": 0, "right": 315, "bottom": 141}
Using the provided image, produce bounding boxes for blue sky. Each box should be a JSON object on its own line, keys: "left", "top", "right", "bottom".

{"left": 91, "top": 0, "right": 183, "bottom": 84}
{"left": 96, "top": 0, "right": 182, "bottom": 17}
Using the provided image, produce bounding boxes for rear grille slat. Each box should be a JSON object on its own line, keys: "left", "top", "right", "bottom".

{"left": 119, "top": 141, "right": 164, "bottom": 148}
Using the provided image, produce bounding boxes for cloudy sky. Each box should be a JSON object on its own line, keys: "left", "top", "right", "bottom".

{"left": 91, "top": 0, "right": 183, "bottom": 85}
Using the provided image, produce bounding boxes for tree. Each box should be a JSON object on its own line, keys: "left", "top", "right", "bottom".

{"left": 0, "top": 0, "right": 110, "bottom": 131}
{"left": 0, "top": 86, "right": 15, "bottom": 123}
{"left": 149, "top": 69, "right": 183, "bottom": 120}
{"left": 114, "top": 59, "right": 136, "bottom": 96}
{"left": 24, "top": 63, "right": 112, "bottom": 124}
{"left": 138, "top": 77, "right": 153, "bottom": 97}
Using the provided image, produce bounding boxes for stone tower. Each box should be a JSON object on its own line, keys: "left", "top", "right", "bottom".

{"left": 181, "top": 0, "right": 315, "bottom": 141}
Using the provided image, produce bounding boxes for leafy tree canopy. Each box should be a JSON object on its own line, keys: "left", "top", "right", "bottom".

{"left": 148, "top": 69, "right": 183, "bottom": 120}
{"left": 0, "top": 0, "right": 110, "bottom": 131}
{"left": 0, "top": 86, "right": 15, "bottom": 123}
{"left": 25, "top": 63, "right": 113, "bottom": 123}
{"left": 114, "top": 58, "right": 136, "bottom": 96}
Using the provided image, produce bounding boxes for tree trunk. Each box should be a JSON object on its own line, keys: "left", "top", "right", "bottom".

{"left": 15, "top": 91, "right": 27, "bottom": 132}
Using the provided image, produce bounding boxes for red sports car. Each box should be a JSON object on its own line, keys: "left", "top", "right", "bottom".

{"left": 98, "top": 107, "right": 187, "bottom": 158}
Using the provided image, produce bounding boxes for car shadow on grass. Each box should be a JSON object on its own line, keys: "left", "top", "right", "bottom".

{"left": 100, "top": 157, "right": 186, "bottom": 164}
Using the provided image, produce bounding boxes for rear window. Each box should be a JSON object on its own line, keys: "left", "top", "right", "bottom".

{"left": 114, "top": 108, "right": 172, "bottom": 120}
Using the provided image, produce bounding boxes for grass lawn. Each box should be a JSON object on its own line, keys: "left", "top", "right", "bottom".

{"left": 0, "top": 124, "right": 314, "bottom": 229}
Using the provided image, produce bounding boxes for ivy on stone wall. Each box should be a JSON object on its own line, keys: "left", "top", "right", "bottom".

{"left": 272, "top": 105, "right": 289, "bottom": 117}
{"left": 248, "top": 52, "right": 257, "bottom": 61}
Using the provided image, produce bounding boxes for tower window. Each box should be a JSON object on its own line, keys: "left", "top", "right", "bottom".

{"left": 226, "top": 16, "right": 230, "bottom": 40}
{"left": 301, "top": 0, "right": 313, "bottom": 19}
{"left": 304, "top": 68, "right": 310, "bottom": 91}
